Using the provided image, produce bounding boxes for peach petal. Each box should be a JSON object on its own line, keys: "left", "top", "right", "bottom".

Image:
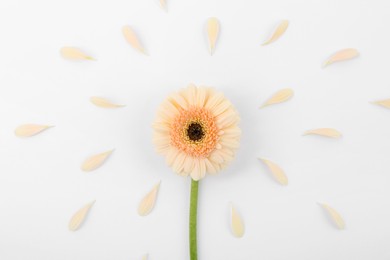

{"left": 204, "top": 158, "right": 217, "bottom": 174}
{"left": 196, "top": 87, "right": 207, "bottom": 107}
{"left": 205, "top": 92, "right": 224, "bottom": 110}
{"left": 173, "top": 152, "right": 186, "bottom": 173}
{"left": 162, "top": 100, "right": 180, "bottom": 115}
{"left": 199, "top": 160, "right": 206, "bottom": 179}
{"left": 191, "top": 159, "right": 206, "bottom": 180}
{"left": 220, "top": 139, "right": 240, "bottom": 149}
{"left": 210, "top": 151, "right": 224, "bottom": 164}
{"left": 218, "top": 150, "right": 234, "bottom": 162}
{"left": 152, "top": 122, "right": 171, "bottom": 133}
{"left": 166, "top": 148, "right": 179, "bottom": 166}
{"left": 184, "top": 156, "right": 195, "bottom": 173}
{"left": 190, "top": 159, "right": 200, "bottom": 180}
{"left": 222, "top": 127, "right": 241, "bottom": 136}
{"left": 169, "top": 93, "right": 188, "bottom": 110}
{"left": 217, "top": 114, "right": 238, "bottom": 129}
{"left": 184, "top": 84, "right": 197, "bottom": 105}
{"left": 211, "top": 100, "right": 231, "bottom": 116}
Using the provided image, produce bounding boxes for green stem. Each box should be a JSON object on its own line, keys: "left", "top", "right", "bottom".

{"left": 189, "top": 179, "right": 199, "bottom": 260}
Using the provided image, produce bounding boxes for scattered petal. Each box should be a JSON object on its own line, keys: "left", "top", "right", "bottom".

{"left": 122, "top": 25, "right": 147, "bottom": 55}
{"left": 90, "top": 96, "right": 125, "bottom": 108}
{"left": 159, "top": 0, "right": 166, "bottom": 10}
{"left": 206, "top": 17, "right": 220, "bottom": 55}
{"left": 260, "top": 88, "right": 293, "bottom": 108}
{"left": 230, "top": 203, "right": 245, "bottom": 238}
{"left": 372, "top": 99, "right": 390, "bottom": 109}
{"left": 304, "top": 128, "right": 342, "bottom": 138}
{"left": 318, "top": 203, "right": 345, "bottom": 229}
{"left": 259, "top": 158, "right": 288, "bottom": 186}
{"left": 81, "top": 149, "right": 114, "bottom": 172}
{"left": 262, "top": 20, "right": 289, "bottom": 46}
{"left": 323, "top": 48, "right": 359, "bottom": 68}
{"left": 15, "top": 124, "right": 53, "bottom": 137}
{"left": 60, "top": 47, "right": 95, "bottom": 61}
{"left": 68, "top": 200, "right": 95, "bottom": 231}
{"left": 138, "top": 181, "right": 161, "bottom": 216}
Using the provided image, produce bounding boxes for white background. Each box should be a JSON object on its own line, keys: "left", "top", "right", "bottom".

{"left": 0, "top": 0, "right": 390, "bottom": 259}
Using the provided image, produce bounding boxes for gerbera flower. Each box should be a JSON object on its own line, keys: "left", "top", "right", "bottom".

{"left": 152, "top": 84, "right": 241, "bottom": 180}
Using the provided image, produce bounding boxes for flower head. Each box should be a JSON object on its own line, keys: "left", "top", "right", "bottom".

{"left": 153, "top": 84, "right": 241, "bottom": 180}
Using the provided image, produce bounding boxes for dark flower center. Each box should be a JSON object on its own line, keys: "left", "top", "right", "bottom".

{"left": 187, "top": 122, "right": 205, "bottom": 141}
